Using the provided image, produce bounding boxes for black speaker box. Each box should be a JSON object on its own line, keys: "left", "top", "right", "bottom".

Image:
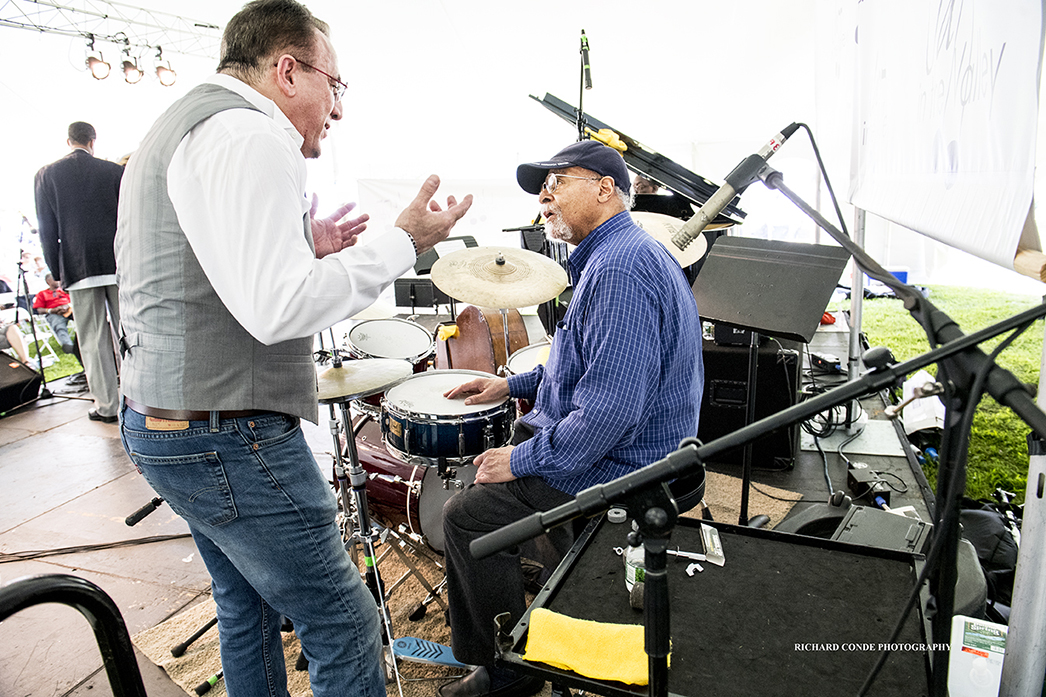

{"left": 699, "top": 339, "right": 800, "bottom": 469}
{"left": 0, "top": 357, "right": 42, "bottom": 413}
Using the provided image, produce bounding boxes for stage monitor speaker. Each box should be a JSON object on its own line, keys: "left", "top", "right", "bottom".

{"left": 699, "top": 339, "right": 800, "bottom": 469}
{"left": 0, "top": 357, "right": 42, "bottom": 413}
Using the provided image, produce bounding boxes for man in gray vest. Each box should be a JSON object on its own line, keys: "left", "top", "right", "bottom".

{"left": 114, "top": 1, "right": 472, "bottom": 695}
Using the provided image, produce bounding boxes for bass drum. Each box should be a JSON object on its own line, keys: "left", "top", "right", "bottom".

{"left": 354, "top": 415, "right": 474, "bottom": 553}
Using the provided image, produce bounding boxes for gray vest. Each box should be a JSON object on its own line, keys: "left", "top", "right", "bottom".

{"left": 115, "top": 83, "right": 318, "bottom": 422}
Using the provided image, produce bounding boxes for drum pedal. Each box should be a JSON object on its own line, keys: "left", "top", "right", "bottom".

{"left": 392, "top": 636, "right": 468, "bottom": 668}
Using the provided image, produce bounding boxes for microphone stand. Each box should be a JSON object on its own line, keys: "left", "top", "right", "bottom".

{"left": 13, "top": 232, "right": 52, "bottom": 399}
{"left": 475, "top": 163, "right": 1046, "bottom": 697}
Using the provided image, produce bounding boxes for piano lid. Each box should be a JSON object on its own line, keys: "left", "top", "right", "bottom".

{"left": 530, "top": 93, "right": 746, "bottom": 225}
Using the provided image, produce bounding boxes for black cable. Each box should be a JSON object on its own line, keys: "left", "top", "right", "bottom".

{"left": 810, "top": 434, "right": 833, "bottom": 495}
{"left": 835, "top": 422, "right": 866, "bottom": 466}
{"left": 797, "top": 123, "right": 850, "bottom": 239}
{"left": 873, "top": 470, "right": 909, "bottom": 493}
{"left": 0, "top": 534, "right": 191, "bottom": 564}
{"left": 749, "top": 481, "right": 805, "bottom": 503}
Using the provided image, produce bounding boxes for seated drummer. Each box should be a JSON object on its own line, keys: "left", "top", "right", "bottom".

{"left": 440, "top": 140, "right": 705, "bottom": 697}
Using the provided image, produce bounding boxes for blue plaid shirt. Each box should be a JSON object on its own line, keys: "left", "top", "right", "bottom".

{"left": 507, "top": 210, "right": 703, "bottom": 495}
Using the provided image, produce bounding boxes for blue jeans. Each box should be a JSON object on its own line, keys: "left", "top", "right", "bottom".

{"left": 120, "top": 405, "right": 383, "bottom": 697}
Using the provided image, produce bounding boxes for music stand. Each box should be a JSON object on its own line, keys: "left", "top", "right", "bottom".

{"left": 692, "top": 237, "right": 850, "bottom": 523}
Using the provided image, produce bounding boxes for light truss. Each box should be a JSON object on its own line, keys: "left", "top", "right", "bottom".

{"left": 0, "top": 0, "right": 221, "bottom": 58}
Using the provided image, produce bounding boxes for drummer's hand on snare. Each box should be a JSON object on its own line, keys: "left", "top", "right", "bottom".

{"left": 394, "top": 175, "right": 474, "bottom": 255}
{"left": 474, "top": 446, "right": 516, "bottom": 484}
{"left": 443, "top": 376, "right": 509, "bottom": 405}
{"left": 310, "top": 194, "right": 369, "bottom": 258}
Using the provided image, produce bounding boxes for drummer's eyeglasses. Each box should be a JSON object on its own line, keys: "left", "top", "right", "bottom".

{"left": 293, "top": 57, "right": 347, "bottom": 101}
{"left": 542, "top": 172, "right": 603, "bottom": 194}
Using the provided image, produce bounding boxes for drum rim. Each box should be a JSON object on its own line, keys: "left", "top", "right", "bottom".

{"left": 506, "top": 340, "right": 552, "bottom": 373}
{"left": 347, "top": 317, "right": 435, "bottom": 362}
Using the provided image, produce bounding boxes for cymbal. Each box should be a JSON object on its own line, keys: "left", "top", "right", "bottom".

{"left": 631, "top": 211, "right": 712, "bottom": 268}
{"left": 430, "top": 246, "right": 568, "bottom": 309}
{"left": 317, "top": 358, "right": 413, "bottom": 403}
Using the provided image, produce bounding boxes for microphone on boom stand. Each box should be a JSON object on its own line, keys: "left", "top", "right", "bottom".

{"left": 581, "top": 30, "right": 592, "bottom": 90}
{"left": 576, "top": 29, "right": 592, "bottom": 141}
{"left": 671, "top": 123, "right": 800, "bottom": 251}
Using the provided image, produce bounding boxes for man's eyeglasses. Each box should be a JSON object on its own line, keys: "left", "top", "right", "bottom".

{"left": 542, "top": 172, "right": 602, "bottom": 194}
{"left": 294, "top": 58, "right": 347, "bottom": 101}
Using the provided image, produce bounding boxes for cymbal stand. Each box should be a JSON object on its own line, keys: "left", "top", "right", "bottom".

{"left": 498, "top": 308, "right": 512, "bottom": 372}
{"left": 324, "top": 352, "right": 403, "bottom": 693}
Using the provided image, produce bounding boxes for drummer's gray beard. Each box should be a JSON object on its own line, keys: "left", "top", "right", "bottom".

{"left": 544, "top": 206, "right": 578, "bottom": 244}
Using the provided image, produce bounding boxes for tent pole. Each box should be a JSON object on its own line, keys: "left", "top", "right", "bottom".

{"left": 846, "top": 208, "right": 867, "bottom": 425}
{"left": 999, "top": 302, "right": 1046, "bottom": 696}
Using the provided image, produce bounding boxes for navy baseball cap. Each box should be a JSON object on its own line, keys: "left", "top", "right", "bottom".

{"left": 516, "top": 140, "right": 631, "bottom": 195}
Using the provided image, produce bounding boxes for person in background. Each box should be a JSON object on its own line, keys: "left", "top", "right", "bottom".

{"left": 633, "top": 174, "right": 661, "bottom": 195}
{"left": 115, "top": 1, "right": 472, "bottom": 695}
{"left": 33, "top": 273, "right": 81, "bottom": 364}
{"left": 0, "top": 322, "right": 32, "bottom": 366}
{"left": 34, "top": 121, "right": 124, "bottom": 423}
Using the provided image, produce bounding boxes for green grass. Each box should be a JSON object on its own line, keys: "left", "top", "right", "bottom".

{"left": 851, "top": 286, "right": 1044, "bottom": 503}
{"left": 25, "top": 334, "right": 83, "bottom": 382}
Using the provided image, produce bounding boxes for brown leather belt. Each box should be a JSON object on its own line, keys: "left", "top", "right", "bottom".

{"left": 124, "top": 397, "right": 266, "bottom": 421}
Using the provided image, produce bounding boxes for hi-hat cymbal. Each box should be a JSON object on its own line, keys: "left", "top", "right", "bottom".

{"left": 317, "top": 358, "right": 413, "bottom": 403}
{"left": 631, "top": 211, "right": 713, "bottom": 268}
{"left": 430, "top": 246, "right": 568, "bottom": 309}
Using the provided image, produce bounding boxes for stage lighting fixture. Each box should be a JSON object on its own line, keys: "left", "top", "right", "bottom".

{"left": 123, "top": 56, "right": 143, "bottom": 84}
{"left": 84, "top": 35, "right": 110, "bottom": 80}
{"left": 119, "top": 37, "right": 143, "bottom": 84}
{"left": 154, "top": 46, "right": 176, "bottom": 87}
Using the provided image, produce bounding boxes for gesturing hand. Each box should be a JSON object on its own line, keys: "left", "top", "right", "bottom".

{"left": 394, "top": 175, "right": 474, "bottom": 254}
{"left": 310, "top": 194, "right": 370, "bottom": 258}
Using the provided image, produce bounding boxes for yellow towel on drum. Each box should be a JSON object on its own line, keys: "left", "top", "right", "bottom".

{"left": 521, "top": 608, "right": 657, "bottom": 685}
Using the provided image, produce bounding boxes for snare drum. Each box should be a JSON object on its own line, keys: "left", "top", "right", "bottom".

{"left": 355, "top": 416, "right": 474, "bottom": 552}
{"left": 347, "top": 318, "right": 434, "bottom": 369}
{"left": 381, "top": 370, "right": 516, "bottom": 465}
{"left": 506, "top": 341, "right": 552, "bottom": 376}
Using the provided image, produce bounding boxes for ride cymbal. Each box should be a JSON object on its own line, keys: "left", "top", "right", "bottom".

{"left": 430, "top": 246, "right": 568, "bottom": 309}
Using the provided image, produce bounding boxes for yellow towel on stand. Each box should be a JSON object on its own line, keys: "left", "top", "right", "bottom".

{"left": 521, "top": 608, "right": 659, "bottom": 685}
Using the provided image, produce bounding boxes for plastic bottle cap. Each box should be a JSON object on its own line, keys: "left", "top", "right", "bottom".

{"left": 607, "top": 507, "right": 627, "bottom": 524}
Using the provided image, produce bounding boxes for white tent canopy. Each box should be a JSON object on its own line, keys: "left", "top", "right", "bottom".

{"left": 1, "top": 0, "right": 1044, "bottom": 295}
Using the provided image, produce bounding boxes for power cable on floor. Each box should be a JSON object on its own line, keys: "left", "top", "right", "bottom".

{"left": 0, "top": 534, "right": 192, "bottom": 564}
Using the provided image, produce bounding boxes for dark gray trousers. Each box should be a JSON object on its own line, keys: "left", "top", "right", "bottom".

{"left": 442, "top": 422, "right": 574, "bottom": 667}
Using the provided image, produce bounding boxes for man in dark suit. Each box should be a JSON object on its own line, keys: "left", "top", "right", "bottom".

{"left": 35, "top": 121, "right": 124, "bottom": 422}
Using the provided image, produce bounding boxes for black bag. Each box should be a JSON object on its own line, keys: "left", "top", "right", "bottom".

{"left": 960, "top": 497, "right": 1019, "bottom": 616}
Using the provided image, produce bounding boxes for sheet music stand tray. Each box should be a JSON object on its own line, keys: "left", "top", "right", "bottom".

{"left": 692, "top": 237, "right": 850, "bottom": 522}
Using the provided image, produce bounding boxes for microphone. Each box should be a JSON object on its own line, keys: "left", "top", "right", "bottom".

{"left": 580, "top": 30, "right": 592, "bottom": 90}
{"left": 671, "top": 123, "right": 800, "bottom": 250}
{"left": 21, "top": 214, "right": 37, "bottom": 234}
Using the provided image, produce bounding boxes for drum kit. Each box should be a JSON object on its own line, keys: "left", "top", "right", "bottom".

{"left": 313, "top": 245, "right": 567, "bottom": 679}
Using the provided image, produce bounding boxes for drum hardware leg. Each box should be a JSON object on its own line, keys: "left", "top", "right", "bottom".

{"left": 498, "top": 308, "right": 511, "bottom": 373}
{"left": 408, "top": 577, "right": 449, "bottom": 622}
{"left": 380, "top": 527, "right": 449, "bottom": 614}
{"left": 332, "top": 401, "right": 404, "bottom": 693}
